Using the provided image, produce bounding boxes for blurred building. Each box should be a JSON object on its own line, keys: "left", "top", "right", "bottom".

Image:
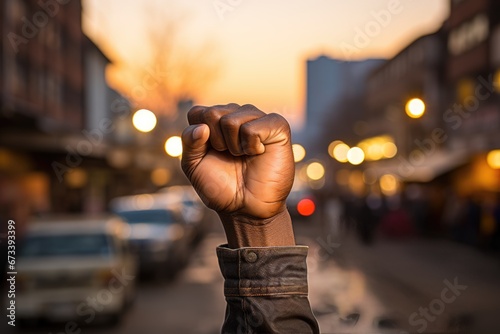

{"left": 305, "top": 56, "right": 343, "bottom": 135}
{"left": 363, "top": 30, "right": 451, "bottom": 184}
{"left": 0, "top": 0, "right": 86, "bottom": 221}
{"left": 443, "top": 0, "right": 500, "bottom": 196}
{"left": 303, "top": 55, "right": 383, "bottom": 155}
{"left": 0, "top": 0, "right": 153, "bottom": 218}
{"left": 317, "top": 0, "right": 500, "bottom": 242}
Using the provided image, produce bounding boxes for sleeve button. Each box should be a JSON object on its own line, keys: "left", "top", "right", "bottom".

{"left": 244, "top": 251, "right": 258, "bottom": 263}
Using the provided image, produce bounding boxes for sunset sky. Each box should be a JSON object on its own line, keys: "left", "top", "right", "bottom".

{"left": 83, "top": 0, "right": 449, "bottom": 129}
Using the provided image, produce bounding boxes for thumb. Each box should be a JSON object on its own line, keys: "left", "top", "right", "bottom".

{"left": 181, "top": 124, "right": 210, "bottom": 177}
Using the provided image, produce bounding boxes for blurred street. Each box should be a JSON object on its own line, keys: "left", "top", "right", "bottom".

{"left": 4, "top": 215, "right": 499, "bottom": 334}
{"left": 299, "top": 222, "right": 500, "bottom": 333}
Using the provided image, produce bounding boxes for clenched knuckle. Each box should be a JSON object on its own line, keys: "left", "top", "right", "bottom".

{"left": 226, "top": 103, "right": 240, "bottom": 109}
{"left": 241, "top": 103, "right": 255, "bottom": 109}
{"left": 240, "top": 104, "right": 260, "bottom": 113}
{"left": 269, "top": 113, "right": 290, "bottom": 131}
{"left": 240, "top": 122, "right": 253, "bottom": 136}
{"left": 220, "top": 115, "right": 237, "bottom": 130}
{"left": 202, "top": 107, "right": 223, "bottom": 123}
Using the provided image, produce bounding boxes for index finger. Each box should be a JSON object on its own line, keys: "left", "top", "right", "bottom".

{"left": 187, "top": 105, "right": 207, "bottom": 125}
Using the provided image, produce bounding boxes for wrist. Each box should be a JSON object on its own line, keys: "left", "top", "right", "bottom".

{"left": 219, "top": 209, "right": 295, "bottom": 248}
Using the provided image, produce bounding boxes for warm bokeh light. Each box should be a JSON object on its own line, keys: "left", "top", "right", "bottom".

{"left": 405, "top": 98, "right": 426, "bottom": 118}
{"left": 487, "top": 150, "right": 500, "bottom": 169}
{"left": 132, "top": 109, "right": 157, "bottom": 133}
{"left": 64, "top": 168, "right": 88, "bottom": 188}
{"left": 292, "top": 144, "right": 306, "bottom": 163}
{"left": 333, "top": 143, "right": 350, "bottom": 163}
{"left": 457, "top": 79, "right": 475, "bottom": 103}
{"left": 380, "top": 174, "right": 399, "bottom": 196}
{"left": 306, "top": 162, "right": 325, "bottom": 181}
{"left": 382, "top": 142, "right": 398, "bottom": 158}
{"left": 347, "top": 147, "right": 365, "bottom": 165}
{"left": 328, "top": 140, "right": 343, "bottom": 158}
{"left": 297, "top": 198, "right": 316, "bottom": 217}
{"left": 151, "top": 168, "right": 172, "bottom": 186}
{"left": 165, "top": 136, "right": 183, "bottom": 157}
{"left": 358, "top": 135, "right": 398, "bottom": 161}
{"left": 494, "top": 70, "right": 500, "bottom": 93}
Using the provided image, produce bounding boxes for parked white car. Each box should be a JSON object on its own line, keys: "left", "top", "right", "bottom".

{"left": 110, "top": 194, "right": 192, "bottom": 277}
{"left": 16, "top": 216, "right": 137, "bottom": 325}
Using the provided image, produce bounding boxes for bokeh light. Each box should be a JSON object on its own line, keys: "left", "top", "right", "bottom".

{"left": 405, "top": 98, "right": 426, "bottom": 118}
{"left": 64, "top": 168, "right": 88, "bottom": 188}
{"left": 328, "top": 140, "right": 343, "bottom": 158}
{"left": 494, "top": 70, "right": 500, "bottom": 93}
{"left": 292, "top": 144, "right": 306, "bottom": 163}
{"left": 347, "top": 147, "right": 365, "bottom": 165}
{"left": 306, "top": 162, "right": 325, "bottom": 181}
{"left": 132, "top": 109, "right": 157, "bottom": 132}
{"left": 151, "top": 168, "right": 172, "bottom": 186}
{"left": 297, "top": 198, "right": 315, "bottom": 216}
{"left": 486, "top": 150, "right": 500, "bottom": 169}
{"left": 382, "top": 142, "right": 398, "bottom": 158}
{"left": 380, "top": 174, "right": 399, "bottom": 196}
{"left": 333, "top": 143, "right": 350, "bottom": 163}
{"left": 165, "top": 136, "right": 183, "bottom": 157}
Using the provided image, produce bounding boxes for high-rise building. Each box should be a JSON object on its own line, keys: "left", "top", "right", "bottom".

{"left": 303, "top": 55, "right": 384, "bottom": 154}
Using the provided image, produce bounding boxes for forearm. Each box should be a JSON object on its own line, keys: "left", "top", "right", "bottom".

{"left": 218, "top": 209, "right": 295, "bottom": 248}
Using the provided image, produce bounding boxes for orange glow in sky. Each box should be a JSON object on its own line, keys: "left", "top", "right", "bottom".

{"left": 83, "top": 0, "right": 449, "bottom": 129}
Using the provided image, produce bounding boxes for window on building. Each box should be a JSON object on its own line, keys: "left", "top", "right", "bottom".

{"left": 448, "top": 14, "right": 489, "bottom": 56}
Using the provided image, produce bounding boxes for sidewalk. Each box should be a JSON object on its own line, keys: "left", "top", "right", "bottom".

{"left": 296, "top": 222, "right": 500, "bottom": 333}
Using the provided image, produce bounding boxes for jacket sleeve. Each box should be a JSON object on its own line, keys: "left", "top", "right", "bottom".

{"left": 216, "top": 245, "right": 320, "bottom": 334}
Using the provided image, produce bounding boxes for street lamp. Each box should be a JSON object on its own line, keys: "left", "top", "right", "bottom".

{"left": 165, "top": 136, "right": 183, "bottom": 157}
{"left": 405, "top": 98, "right": 426, "bottom": 119}
{"left": 132, "top": 109, "right": 157, "bottom": 133}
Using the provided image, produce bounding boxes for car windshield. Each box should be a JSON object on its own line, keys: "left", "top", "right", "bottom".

{"left": 117, "top": 209, "right": 174, "bottom": 225}
{"left": 20, "top": 233, "right": 112, "bottom": 258}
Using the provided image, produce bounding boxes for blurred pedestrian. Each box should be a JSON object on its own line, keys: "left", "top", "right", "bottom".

{"left": 464, "top": 195, "right": 482, "bottom": 246}
{"left": 442, "top": 191, "right": 466, "bottom": 241}
{"left": 492, "top": 195, "right": 500, "bottom": 250}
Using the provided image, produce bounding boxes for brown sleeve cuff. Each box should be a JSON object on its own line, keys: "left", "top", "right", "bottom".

{"left": 216, "top": 245, "right": 310, "bottom": 297}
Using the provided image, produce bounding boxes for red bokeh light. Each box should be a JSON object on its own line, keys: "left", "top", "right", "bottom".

{"left": 297, "top": 198, "right": 315, "bottom": 216}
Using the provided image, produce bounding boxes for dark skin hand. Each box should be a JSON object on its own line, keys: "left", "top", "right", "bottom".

{"left": 181, "top": 104, "right": 296, "bottom": 248}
